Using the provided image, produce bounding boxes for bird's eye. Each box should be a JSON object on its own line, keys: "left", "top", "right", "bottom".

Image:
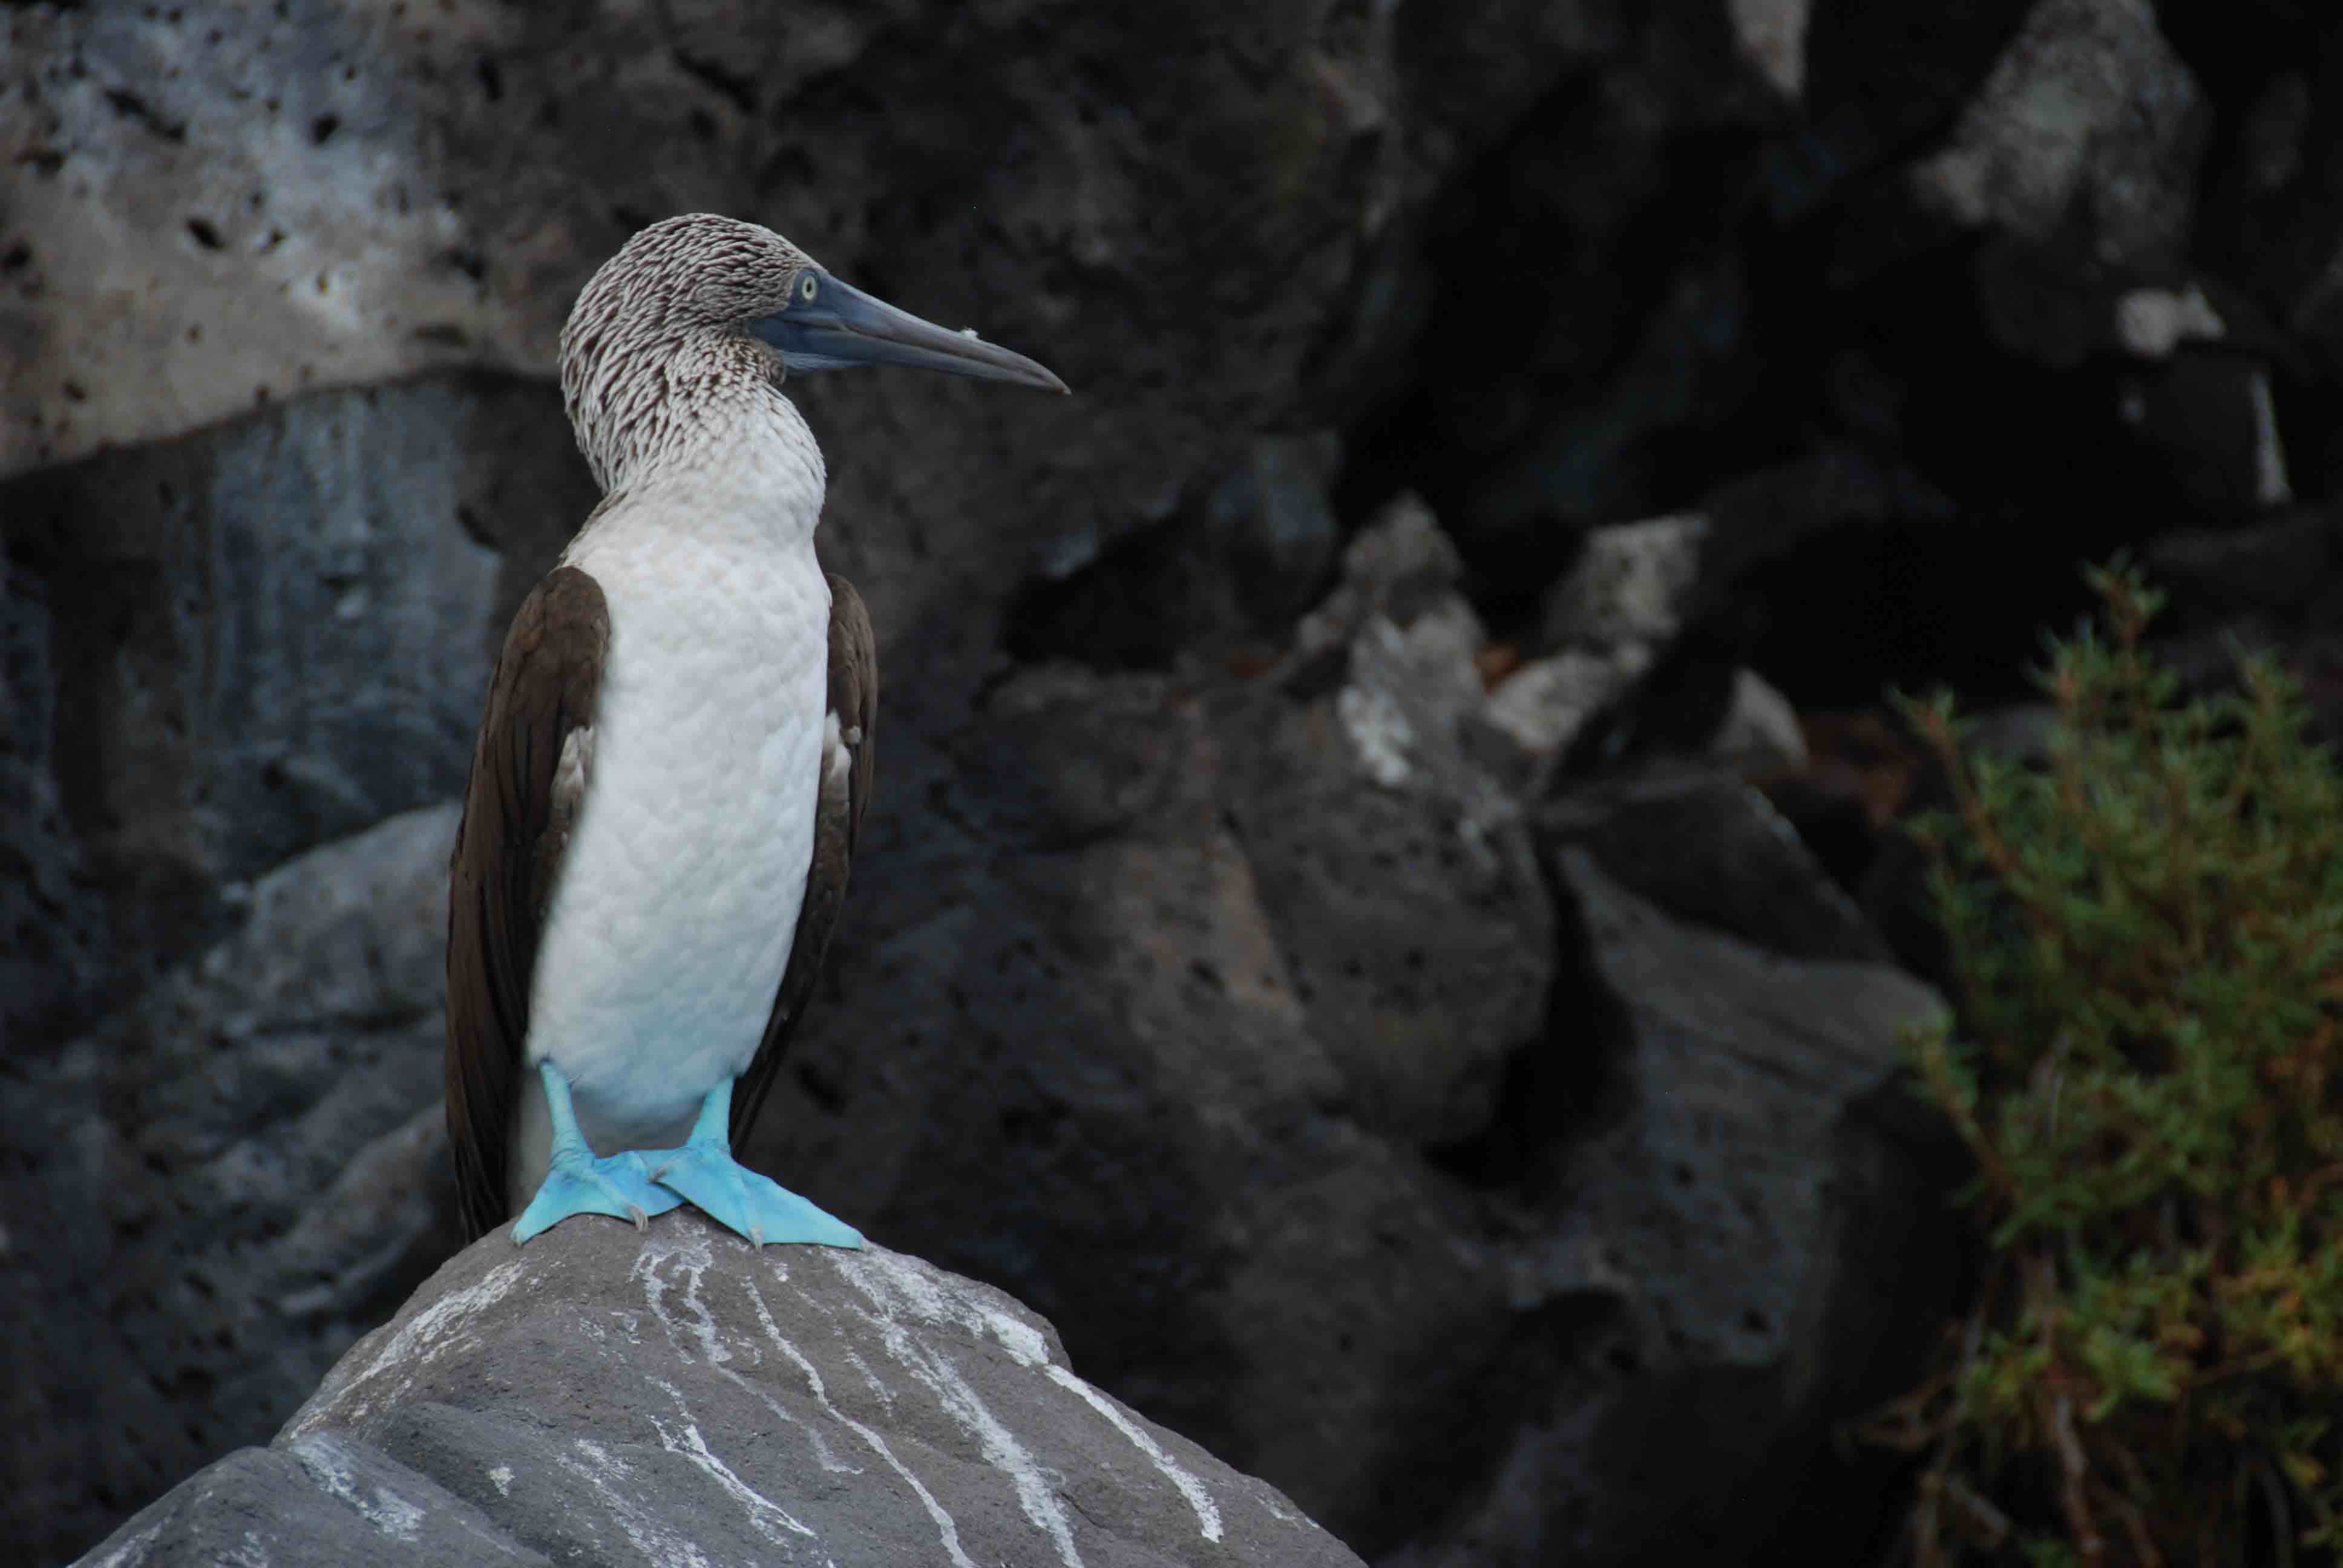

{"left": 798, "top": 273, "right": 818, "bottom": 303}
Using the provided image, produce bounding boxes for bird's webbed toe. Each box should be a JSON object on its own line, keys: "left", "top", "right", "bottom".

{"left": 513, "top": 1147, "right": 684, "bottom": 1243}
{"left": 644, "top": 1142, "right": 863, "bottom": 1249}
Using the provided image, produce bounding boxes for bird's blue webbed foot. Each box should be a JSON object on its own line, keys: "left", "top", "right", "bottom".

{"left": 513, "top": 1060, "right": 684, "bottom": 1244}
{"left": 641, "top": 1077, "right": 863, "bottom": 1249}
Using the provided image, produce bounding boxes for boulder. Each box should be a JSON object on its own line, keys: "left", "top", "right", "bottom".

{"left": 74, "top": 1211, "right": 1360, "bottom": 1568}
{"left": 1542, "top": 765, "right": 1890, "bottom": 965}
{"left": 1377, "top": 814, "right": 1964, "bottom": 1566}
{"left": 1908, "top": 0, "right": 2204, "bottom": 273}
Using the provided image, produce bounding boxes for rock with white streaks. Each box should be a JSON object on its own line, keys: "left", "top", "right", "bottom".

{"left": 74, "top": 1209, "right": 1360, "bottom": 1568}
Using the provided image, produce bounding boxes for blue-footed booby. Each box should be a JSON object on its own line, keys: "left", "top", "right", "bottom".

{"left": 445, "top": 214, "right": 1066, "bottom": 1247}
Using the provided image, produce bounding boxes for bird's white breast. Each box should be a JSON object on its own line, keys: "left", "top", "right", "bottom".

{"left": 515, "top": 489, "right": 830, "bottom": 1184}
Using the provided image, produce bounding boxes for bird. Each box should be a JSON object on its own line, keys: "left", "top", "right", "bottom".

{"left": 444, "top": 214, "right": 1066, "bottom": 1248}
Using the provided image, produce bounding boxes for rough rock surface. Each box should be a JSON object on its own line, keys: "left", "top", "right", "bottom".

{"left": 74, "top": 1210, "right": 1360, "bottom": 1568}
{"left": 1909, "top": 0, "right": 2204, "bottom": 270}
{"left": 14, "top": 0, "right": 2343, "bottom": 1563}
{"left": 2, "top": 371, "right": 582, "bottom": 1043}
{"left": 756, "top": 505, "right": 1561, "bottom": 1552}
{"left": 5, "top": 804, "right": 466, "bottom": 1551}
{"left": 1375, "top": 832, "right": 1958, "bottom": 1566}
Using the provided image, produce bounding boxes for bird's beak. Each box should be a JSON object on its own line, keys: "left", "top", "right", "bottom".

{"left": 749, "top": 271, "right": 1069, "bottom": 393}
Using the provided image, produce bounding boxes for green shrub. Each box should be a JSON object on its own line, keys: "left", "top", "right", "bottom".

{"left": 1866, "top": 564, "right": 2343, "bottom": 1566}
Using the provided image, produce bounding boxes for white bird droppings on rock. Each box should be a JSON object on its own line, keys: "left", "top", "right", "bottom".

{"left": 832, "top": 1246, "right": 1054, "bottom": 1370}
{"left": 835, "top": 1255, "right": 1083, "bottom": 1568}
{"left": 1044, "top": 1365, "right": 1222, "bottom": 1543}
{"left": 559, "top": 1437, "right": 716, "bottom": 1568}
{"left": 287, "top": 1434, "right": 423, "bottom": 1542}
{"left": 646, "top": 1388, "right": 818, "bottom": 1544}
{"left": 288, "top": 1261, "right": 528, "bottom": 1436}
{"left": 750, "top": 1281, "right": 978, "bottom": 1568}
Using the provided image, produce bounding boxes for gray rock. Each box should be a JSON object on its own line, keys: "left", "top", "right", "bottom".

{"left": 1477, "top": 647, "right": 1649, "bottom": 780}
{"left": 734, "top": 535, "right": 1949, "bottom": 1563}
{"left": 1, "top": 367, "right": 587, "bottom": 1566}
{"left": 1214, "top": 683, "right": 1553, "bottom": 1151}
{"left": 1909, "top": 0, "right": 2204, "bottom": 272}
{"left": 1295, "top": 495, "right": 1508, "bottom": 818}
{"left": 5, "top": 804, "right": 466, "bottom": 1562}
{"left": 1202, "top": 433, "right": 1346, "bottom": 633}
{"left": 1294, "top": 491, "right": 1473, "bottom": 661}
{"left": 747, "top": 636, "right": 1558, "bottom": 1553}
{"left": 1, "top": 372, "right": 579, "bottom": 1048}
{"left": 1726, "top": 0, "right": 1814, "bottom": 101}
{"left": 1380, "top": 841, "right": 1959, "bottom": 1566}
{"left": 76, "top": 1212, "right": 1362, "bottom": 1568}
{"left": 1543, "top": 765, "right": 1893, "bottom": 965}
{"left": 2114, "top": 283, "right": 2227, "bottom": 359}
{"left": 76, "top": 1442, "right": 546, "bottom": 1568}
{"left": 1542, "top": 512, "right": 1709, "bottom": 651}
{"left": 1707, "top": 667, "right": 1808, "bottom": 774}
{"left": 1230, "top": 498, "right": 1548, "bottom": 1145}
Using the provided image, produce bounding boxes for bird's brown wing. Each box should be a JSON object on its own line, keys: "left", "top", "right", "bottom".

{"left": 444, "top": 564, "right": 610, "bottom": 1241}
{"left": 730, "top": 572, "right": 877, "bottom": 1148}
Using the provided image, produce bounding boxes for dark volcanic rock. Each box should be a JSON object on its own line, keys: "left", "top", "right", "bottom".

{"left": 1, "top": 372, "right": 586, "bottom": 1049}
{"left": 750, "top": 532, "right": 1559, "bottom": 1550}
{"left": 1380, "top": 833, "right": 1961, "bottom": 1567}
{"left": 74, "top": 1210, "right": 1359, "bottom": 1568}
{"left": 5, "top": 805, "right": 466, "bottom": 1558}
{"left": 749, "top": 525, "right": 1954, "bottom": 1561}
{"left": 1542, "top": 765, "right": 1895, "bottom": 965}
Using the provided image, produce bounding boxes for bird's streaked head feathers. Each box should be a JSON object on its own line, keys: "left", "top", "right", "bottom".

{"left": 560, "top": 212, "right": 1067, "bottom": 493}
{"left": 559, "top": 215, "right": 813, "bottom": 491}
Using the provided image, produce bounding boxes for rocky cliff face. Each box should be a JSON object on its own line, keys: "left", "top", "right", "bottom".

{"left": 9, "top": 1, "right": 2342, "bottom": 1565}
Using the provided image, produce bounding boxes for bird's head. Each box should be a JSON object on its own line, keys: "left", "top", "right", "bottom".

{"left": 559, "top": 213, "right": 1065, "bottom": 491}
